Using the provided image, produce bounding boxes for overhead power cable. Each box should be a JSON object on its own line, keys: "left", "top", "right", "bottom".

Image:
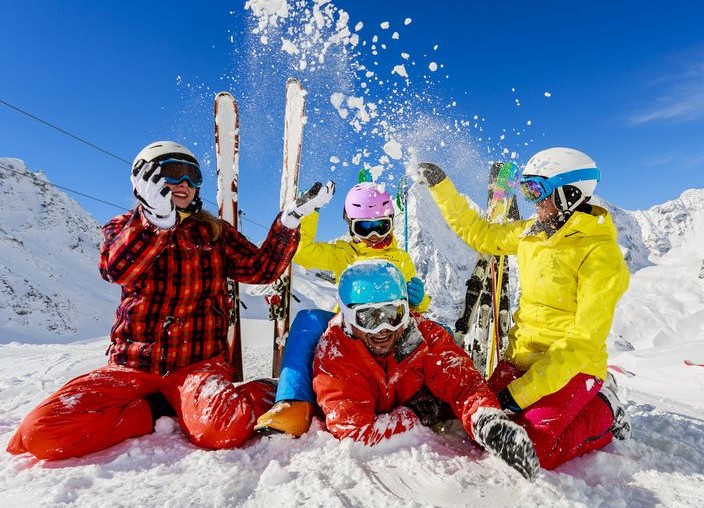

{"left": 0, "top": 162, "right": 269, "bottom": 231}
{"left": 0, "top": 99, "right": 132, "bottom": 165}
{"left": 0, "top": 162, "right": 128, "bottom": 211}
{"left": 0, "top": 98, "right": 272, "bottom": 229}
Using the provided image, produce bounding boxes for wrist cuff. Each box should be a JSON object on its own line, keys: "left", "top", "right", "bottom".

{"left": 144, "top": 209, "right": 176, "bottom": 229}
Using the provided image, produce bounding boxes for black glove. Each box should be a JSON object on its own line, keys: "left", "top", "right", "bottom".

{"left": 497, "top": 388, "right": 522, "bottom": 413}
{"left": 405, "top": 386, "right": 449, "bottom": 427}
{"left": 414, "top": 162, "right": 447, "bottom": 187}
{"left": 131, "top": 160, "right": 176, "bottom": 228}
{"left": 471, "top": 408, "right": 539, "bottom": 481}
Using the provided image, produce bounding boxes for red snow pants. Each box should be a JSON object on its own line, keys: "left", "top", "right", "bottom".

{"left": 7, "top": 356, "right": 275, "bottom": 460}
{"left": 488, "top": 361, "right": 614, "bottom": 470}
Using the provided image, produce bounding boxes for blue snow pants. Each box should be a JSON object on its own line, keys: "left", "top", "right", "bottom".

{"left": 275, "top": 309, "right": 335, "bottom": 403}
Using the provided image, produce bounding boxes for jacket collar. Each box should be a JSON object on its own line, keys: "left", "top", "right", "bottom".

{"left": 522, "top": 205, "right": 615, "bottom": 241}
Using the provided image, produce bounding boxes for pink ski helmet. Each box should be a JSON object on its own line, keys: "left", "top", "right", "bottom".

{"left": 344, "top": 183, "right": 395, "bottom": 220}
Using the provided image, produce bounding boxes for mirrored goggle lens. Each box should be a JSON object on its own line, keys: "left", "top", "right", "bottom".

{"left": 163, "top": 174, "right": 202, "bottom": 188}
{"left": 520, "top": 178, "right": 549, "bottom": 202}
{"left": 352, "top": 218, "right": 392, "bottom": 238}
{"left": 159, "top": 159, "right": 203, "bottom": 188}
{"left": 354, "top": 301, "right": 408, "bottom": 332}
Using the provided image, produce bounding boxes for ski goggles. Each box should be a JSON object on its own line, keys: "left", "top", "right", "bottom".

{"left": 341, "top": 299, "right": 409, "bottom": 335}
{"left": 519, "top": 168, "right": 600, "bottom": 203}
{"left": 159, "top": 158, "right": 203, "bottom": 188}
{"left": 350, "top": 217, "right": 393, "bottom": 239}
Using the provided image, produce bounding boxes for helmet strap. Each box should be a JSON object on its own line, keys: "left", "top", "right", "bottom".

{"left": 553, "top": 186, "right": 586, "bottom": 221}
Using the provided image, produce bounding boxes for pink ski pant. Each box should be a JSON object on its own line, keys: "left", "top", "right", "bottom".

{"left": 488, "top": 360, "right": 614, "bottom": 469}
{"left": 7, "top": 356, "right": 274, "bottom": 460}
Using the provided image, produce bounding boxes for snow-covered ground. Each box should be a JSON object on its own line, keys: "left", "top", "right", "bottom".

{"left": 1, "top": 302, "right": 703, "bottom": 508}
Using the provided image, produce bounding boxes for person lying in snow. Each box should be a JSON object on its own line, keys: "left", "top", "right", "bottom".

{"left": 312, "top": 259, "right": 540, "bottom": 480}
{"left": 255, "top": 182, "right": 430, "bottom": 437}
{"left": 7, "top": 140, "right": 333, "bottom": 460}
{"left": 412, "top": 147, "right": 631, "bottom": 469}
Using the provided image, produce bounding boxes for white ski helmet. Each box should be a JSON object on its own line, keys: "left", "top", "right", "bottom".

{"left": 132, "top": 140, "right": 199, "bottom": 170}
{"left": 521, "top": 147, "right": 600, "bottom": 215}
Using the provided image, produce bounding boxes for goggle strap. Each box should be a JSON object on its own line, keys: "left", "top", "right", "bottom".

{"left": 160, "top": 158, "right": 200, "bottom": 169}
{"left": 548, "top": 167, "right": 600, "bottom": 187}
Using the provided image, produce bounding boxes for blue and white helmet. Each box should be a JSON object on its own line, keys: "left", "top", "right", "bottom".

{"left": 523, "top": 147, "right": 599, "bottom": 214}
{"left": 338, "top": 260, "right": 408, "bottom": 307}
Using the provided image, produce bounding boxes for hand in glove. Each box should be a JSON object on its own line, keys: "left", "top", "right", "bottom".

{"left": 281, "top": 180, "right": 335, "bottom": 229}
{"left": 131, "top": 160, "right": 176, "bottom": 229}
{"left": 407, "top": 277, "right": 426, "bottom": 307}
{"left": 405, "top": 386, "right": 448, "bottom": 427}
{"left": 411, "top": 162, "right": 447, "bottom": 187}
{"left": 472, "top": 407, "right": 539, "bottom": 481}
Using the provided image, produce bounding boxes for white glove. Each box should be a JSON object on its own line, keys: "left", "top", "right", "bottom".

{"left": 410, "top": 162, "right": 447, "bottom": 187}
{"left": 281, "top": 180, "right": 336, "bottom": 229}
{"left": 131, "top": 160, "right": 176, "bottom": 229}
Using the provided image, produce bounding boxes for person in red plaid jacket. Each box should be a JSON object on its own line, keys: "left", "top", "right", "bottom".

{"left": 7, "top": 140, "right": 335, "bottom": 460}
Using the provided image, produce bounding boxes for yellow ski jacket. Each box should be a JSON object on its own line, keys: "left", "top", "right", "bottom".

{"left": 429, "top": 178, "right": 629, "bottom": 408}
{"left": 293, "top": 212, "right": 431, "bottom": 313}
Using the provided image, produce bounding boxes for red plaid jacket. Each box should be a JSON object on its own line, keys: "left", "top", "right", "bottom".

{"left": 99, "top": 208, "right": 299, "bottom": 374}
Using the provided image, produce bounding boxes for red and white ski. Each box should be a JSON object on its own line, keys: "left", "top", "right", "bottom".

{"left": 215, "top": 91, "right": 244, "bottom": 381}
{"left": 684, "top": 359, "right": 704, "bottom": 367}
{"left": 269, "top": 78, "right": 305, "bottom": 377}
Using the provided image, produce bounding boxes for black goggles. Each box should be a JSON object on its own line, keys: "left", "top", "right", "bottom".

{"left": 350, "top": 217, "right": 393, "bottom": 239}
{"left": 159, "top": 158, "right": 203, "bottom": 188}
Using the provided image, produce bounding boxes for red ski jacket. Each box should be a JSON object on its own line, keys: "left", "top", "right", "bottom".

{"left": 99, "top": 208, "right": 299, "bottom": 374}
{"left": 313, "top": 313, "right": 500, "bottom": 445}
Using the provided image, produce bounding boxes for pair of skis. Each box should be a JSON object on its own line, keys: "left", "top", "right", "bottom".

{"left": 454, "top": 161, "right": 520, "bottom": 378}
{"left": 215, "top": 79, "right": 305, "bottom": 380}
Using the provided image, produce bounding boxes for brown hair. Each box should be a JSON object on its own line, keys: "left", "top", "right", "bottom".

{"left": 188, "top": 210, "right": 223, "bottom": 240}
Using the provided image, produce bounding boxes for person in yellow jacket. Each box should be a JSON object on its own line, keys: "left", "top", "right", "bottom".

{"left": 413, "top": 147, "right": 631, "bottom": 470}
{"left": 255, "top": 182, "right": 430, "bottom": 436}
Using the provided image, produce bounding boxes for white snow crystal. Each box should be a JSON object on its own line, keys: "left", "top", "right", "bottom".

{"left": 392, "top": 64, "right": 408, "bottom": 78}
{"left": 544, "top": 91, "right": 552, "bottom": 97}
{"left": 428, "top": 62, "right": 438, "bottom": 72}
{"left": 404, "top": 18, "right": 412, "bottom": 25}
{"left": 281, "top": 38, "right": 298, "bottom": 54}
{"left": 380, "top": 21, "right": 390, "bottom": 29}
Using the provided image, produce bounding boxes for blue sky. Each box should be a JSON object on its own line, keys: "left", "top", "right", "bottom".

{"left": 2, "top": 0, "right": 703, "bottom": 243}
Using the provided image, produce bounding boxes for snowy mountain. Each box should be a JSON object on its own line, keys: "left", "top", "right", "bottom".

{"left": 0, "top": 158, "right": 119, "bottom": 343}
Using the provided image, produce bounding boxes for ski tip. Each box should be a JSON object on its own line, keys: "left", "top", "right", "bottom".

{"left": 684, "top": 359, "right": 704, "bottom": 367}
{"left": 215, "top": 91, "right": 235, "bottom": 99}
{"left": 357, "top": 168, "right": 373, "bottom": 183}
